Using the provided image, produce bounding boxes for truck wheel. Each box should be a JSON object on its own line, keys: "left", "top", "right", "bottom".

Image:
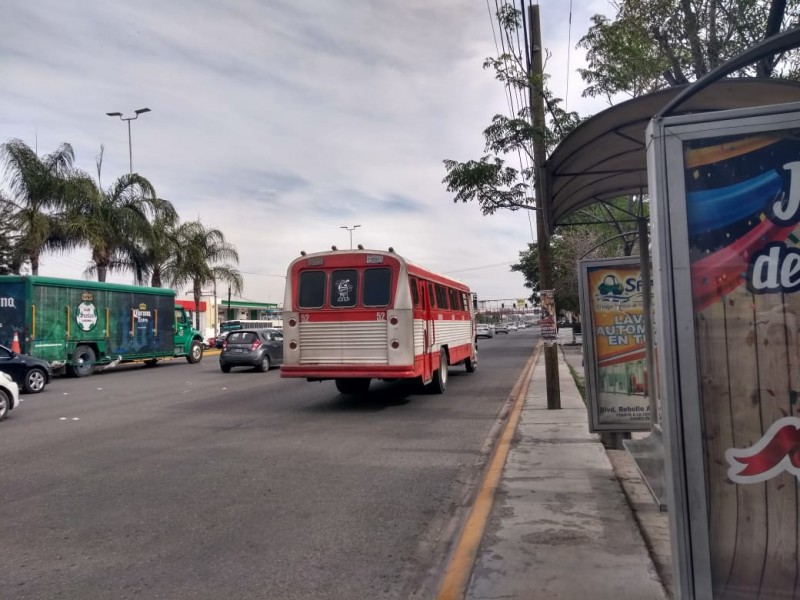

{"left": 335, "top": 378, "right": 370, "bottom": 395}
{"left": 144, "top": 359, "right": 159, "bottom": 368}
{"left": 72, "top": 345, "right": 96, "bottom": 378}
{"left": 0, "top": 388, "right": 9, "bottom": 421}
{"left": 186, "top": 341, "right": 203, "bottom": 364}
{"left": 429, "top": 350, "right": 448, "bottom": 394}
{"left": 24, "top": 368, "right": 47, "bottom": 393}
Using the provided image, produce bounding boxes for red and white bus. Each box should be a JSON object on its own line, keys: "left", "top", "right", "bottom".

{"left": 280, "top": 247, "right": 478, "bottom": 394}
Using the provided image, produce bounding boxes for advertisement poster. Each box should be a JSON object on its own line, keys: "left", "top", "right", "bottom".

{"left": 539, "top": 289, "right": 557, "bottom": 340}
{"left": 686, "top": 129, "right": 800, "bottom": 599}
{"left": 652, "top": 114, "right": 800, "bottom": 599}
{"left": 579, "top": 258, "right": 650, "bottom": 432}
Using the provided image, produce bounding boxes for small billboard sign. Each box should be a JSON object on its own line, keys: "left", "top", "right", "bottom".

{"left": 579, "top": 257, "right": 650, "bottom": 432}
{"left": 539, "top": 289, "right": 557, "bottom": 341}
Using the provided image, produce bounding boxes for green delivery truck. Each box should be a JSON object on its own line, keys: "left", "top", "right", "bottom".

{"left": 0, "top": 276, "right": 205, "bottom": 377}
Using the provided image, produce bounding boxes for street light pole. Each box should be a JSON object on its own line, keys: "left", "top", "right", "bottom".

{"left": 106, "top": 108, "right": 151, "bottom": 174}
{"left": 339, "top": 224, "right": 361, "bottom": 249}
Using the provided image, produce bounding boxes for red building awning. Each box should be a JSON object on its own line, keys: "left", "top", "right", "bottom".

{"left": 176, "top": 299, "right": 207, "bottom": 312}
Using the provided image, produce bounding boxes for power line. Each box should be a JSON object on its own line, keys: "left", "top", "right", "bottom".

{"left": 565, "top": 0, "right": 573, "bottom": 111}
{"left": 238, "top": 270, "right": 286, "bottom": 278}
{"left": 443, "top": 260, "right": 518, "bottom": 274}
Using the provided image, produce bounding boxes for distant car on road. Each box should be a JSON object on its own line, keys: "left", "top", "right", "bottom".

{"left": 219, "top": 328, "right": 284, "bottom": 373}
{"left": 0, "top": 343, "right": 52, "bottom": 393}
{"left": 476, "top": 324, "right": 493, "bottom": 338}
{"left": 0, "top": 370, "right": 20, "bottom": 421}
{"left": 215, "top": 331, "right": 230, "bottom": 349}
{"left": 495, "top": 323, "right": 510, "bottom": 334}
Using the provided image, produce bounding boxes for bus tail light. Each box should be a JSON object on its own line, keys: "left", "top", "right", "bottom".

{"left": 288, "top": 317, "right": 297, "bottom": 327}
{"left": 389, "top": 316, "right": 398, "bottom": 325}
{"left": 289, "top": 340, "right": 298, "bottom": 350}
{"left": 391, "top": 340, "right": 400, "bottom": 349}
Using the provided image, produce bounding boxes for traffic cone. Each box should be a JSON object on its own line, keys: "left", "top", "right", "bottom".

{"left": 11, "top": 331, "right": 21, "bottom": 354}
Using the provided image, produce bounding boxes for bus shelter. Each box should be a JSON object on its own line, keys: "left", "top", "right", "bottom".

{"left": 541, "top": 28, "right": 800, "bottom": 599}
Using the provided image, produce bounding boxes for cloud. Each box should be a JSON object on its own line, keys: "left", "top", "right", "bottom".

{"left": 0, "top": 0, "right": 612, "bottom": 307}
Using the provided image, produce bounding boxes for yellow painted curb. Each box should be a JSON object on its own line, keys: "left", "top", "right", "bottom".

{"left": 435, "top": 341, "right": 542, "bottom": 600}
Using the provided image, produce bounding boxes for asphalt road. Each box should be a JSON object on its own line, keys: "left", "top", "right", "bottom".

{"left": 0, "top": 328, "right": 539, "bottom": 600}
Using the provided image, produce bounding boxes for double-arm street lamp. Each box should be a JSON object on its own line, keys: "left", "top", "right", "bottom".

{"left": 340, "top": 224, "right": 361, "bottom": 249}
{"left": 106, "top": 107, "right": 151, "bottom": 174}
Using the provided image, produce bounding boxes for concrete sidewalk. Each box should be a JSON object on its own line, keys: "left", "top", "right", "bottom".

{"left": 464, "top": 345, "right": 669, "bottom": 600}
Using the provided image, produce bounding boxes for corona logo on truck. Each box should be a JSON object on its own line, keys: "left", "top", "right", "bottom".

{"left": 0, "top": 275, "right": 206, "bottom": 377}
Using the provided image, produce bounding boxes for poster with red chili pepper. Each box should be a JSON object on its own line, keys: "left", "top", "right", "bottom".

{"left": 685, "top": 131, "right": 800, "bottom": 598}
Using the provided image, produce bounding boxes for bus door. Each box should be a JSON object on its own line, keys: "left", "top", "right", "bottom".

{"left": 420, "top": 281, "right": 435, "bottom": 382}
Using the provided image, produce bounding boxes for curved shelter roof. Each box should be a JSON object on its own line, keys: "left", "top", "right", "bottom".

{"left": 543, "top": 78, "right": 800, "bottom": 233}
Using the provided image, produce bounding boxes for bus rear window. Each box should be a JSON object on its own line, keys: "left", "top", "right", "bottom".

{"left": 363, "top": 268, "right": 391, "bottom": 306}
{"left": 298, "top": 271, "right": 326, "bottom": 308}
{"left": 330, "top": 269, "right": 358, "bottom": 308}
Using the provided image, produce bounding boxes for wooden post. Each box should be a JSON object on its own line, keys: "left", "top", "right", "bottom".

{"left": 529, "top": 4, "right": 560, "bottom": 409}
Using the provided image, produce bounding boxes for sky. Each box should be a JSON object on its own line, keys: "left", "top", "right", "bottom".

{"left": 1, "top": 0, "right": 614, "bottom": 306}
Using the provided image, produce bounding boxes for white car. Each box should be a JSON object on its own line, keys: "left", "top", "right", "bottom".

{"left": 476, "top": 324, "right": 493, "bottom": 339}
{"left": 0, "top": 370, "right": 20, "bottom": 422}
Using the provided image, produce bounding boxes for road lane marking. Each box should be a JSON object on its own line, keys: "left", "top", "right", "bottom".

{"left": 435, "top": 341, "right": 542, "bottom": 600}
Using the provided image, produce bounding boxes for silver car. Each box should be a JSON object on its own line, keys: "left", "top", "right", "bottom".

{"left": 476, "top": 324, "right": 493, "bottom": 339}
{"left": 219, "top": 328, "right": 284, "bottom": 373}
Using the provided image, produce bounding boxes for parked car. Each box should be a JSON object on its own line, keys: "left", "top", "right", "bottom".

{"left": 219, "top": 328, "right": 284, "bottom": 373}
{"left": 0, "top": 343, "right": 52, "bottom": 393}
{"left": 476, "top": 324, "right": 493, "bottom": 339}
{"left": 0, "top": 370, "right": 20, "bottom": 421}
{"left": 214, "top": 331, "right": 230, "bottom": 349}
{"left": 508, "top": 323, "right": 518, "bottom": 331}
{"left": 495, "top": 323, "right": 510, "bottom": 334}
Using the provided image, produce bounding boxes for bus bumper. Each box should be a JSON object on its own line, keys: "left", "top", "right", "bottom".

{"left": 280, "top": 365, "right": 417, "bottom": 380}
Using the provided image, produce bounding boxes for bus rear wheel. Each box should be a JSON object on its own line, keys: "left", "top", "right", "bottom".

{"left": 465, "top": 355, "right": 477, "bottom": 373}
{"left": 429, "top": 350, "right": 448, "bottom": 394}
{"left": 335, "top": 378, "right": 370, "bottom": 395}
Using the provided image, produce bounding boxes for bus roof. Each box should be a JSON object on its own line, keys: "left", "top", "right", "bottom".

{"left": 286, "top": 248, "right": 470, "bottom": 292}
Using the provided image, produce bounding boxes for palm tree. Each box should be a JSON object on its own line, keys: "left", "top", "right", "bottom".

{"left": 127, "top": 209, "right": 180, "bottom": 287}
{"left": 68, "top": 174, "right": 177, "bottom": 282}
{"left": 0, "top": 139, "right": 81, "bottom": 274}
{"left": 0, "top": 192, "right": 22, "bottom": 274}
{"left": 165, "top": 221, "right": 243, "bottom": 330}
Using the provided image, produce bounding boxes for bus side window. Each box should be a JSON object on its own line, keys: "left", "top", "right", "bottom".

{"left": 461, "top": 292, "right": 468, "bottom": 312}
{"left": 436, "top": 284, "right": 448, "bottom": 309}
{"left": 428, "top": 283, "right": 436, "bottom": 308}
{"left": 450, "top": 289, "right": 459, "bottom": 311}
{"left": 410, "top": 277, "right": 419, "bottom": 307}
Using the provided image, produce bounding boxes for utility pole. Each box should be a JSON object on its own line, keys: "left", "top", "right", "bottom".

{"left": 529, "top": 4, "right": 560, "bottom": 409}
